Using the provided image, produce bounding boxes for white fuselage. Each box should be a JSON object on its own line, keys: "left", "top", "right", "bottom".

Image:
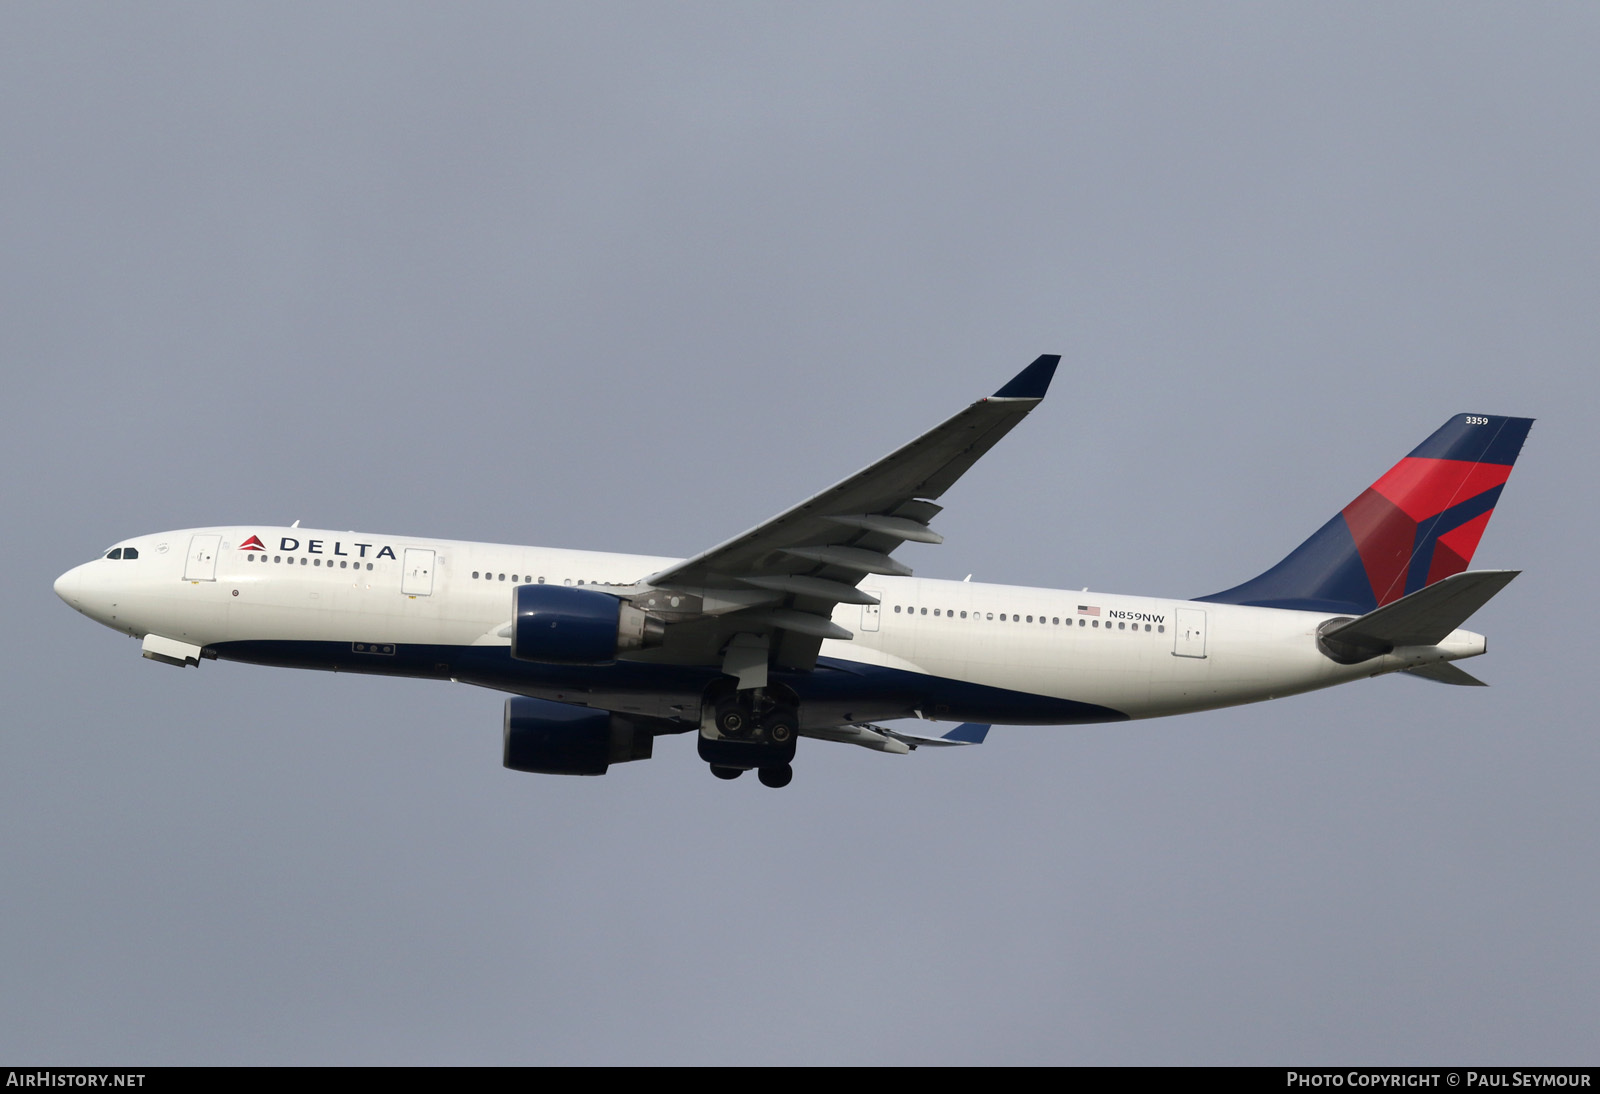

{"left": 55, "top": 525, "right": 1487, "bottom": 727}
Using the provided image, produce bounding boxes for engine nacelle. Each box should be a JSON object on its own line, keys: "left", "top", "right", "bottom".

{"left": 510, "top": 584, "right": 664, "bottom": 665}
{"left": 502, "top": 697, "right": 655, "bottom": 776}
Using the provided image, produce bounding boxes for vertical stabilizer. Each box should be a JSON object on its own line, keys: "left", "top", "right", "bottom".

{"left": 1199, "top": 414, "right": 1533, "bottom": 614}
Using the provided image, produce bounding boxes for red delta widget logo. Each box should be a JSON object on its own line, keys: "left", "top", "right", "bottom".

{"left": 238, "top": 533, "right": 397, "bottom": 560}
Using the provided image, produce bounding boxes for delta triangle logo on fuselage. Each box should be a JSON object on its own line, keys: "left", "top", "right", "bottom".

{"left": 239, "top": 532, "right": 399, "bottom": 560}
{"left": 238, "top": 531, "right": 400, "bottom": 559}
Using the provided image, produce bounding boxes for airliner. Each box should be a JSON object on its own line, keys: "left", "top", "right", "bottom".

{"left": 54, "top": 357, "right": 1533, "bottom": 788}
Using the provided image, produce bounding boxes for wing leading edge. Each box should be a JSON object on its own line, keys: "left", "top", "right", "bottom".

{"left": 636, "top": 355, "right": 1060, "bottom": 673}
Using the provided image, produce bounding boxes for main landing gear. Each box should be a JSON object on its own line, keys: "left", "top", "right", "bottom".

{"left": 707, "top": 762, "right": 792, "bottom": 787}
{"left": 699, "top": 686, "right": 798, "bottom": 789}
{"left": 757, "top": 765, "right": 792, "bottom": 788}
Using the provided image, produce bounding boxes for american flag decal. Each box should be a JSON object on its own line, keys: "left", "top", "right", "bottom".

{"left": 1077, "top": 605, "right": 1100, "bottom": 616}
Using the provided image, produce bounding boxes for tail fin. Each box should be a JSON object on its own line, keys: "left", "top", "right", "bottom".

{"left": 1200, "top": 414, "right": 1533, "bottom": 614}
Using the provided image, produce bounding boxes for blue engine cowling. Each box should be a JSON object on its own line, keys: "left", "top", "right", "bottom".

{"left": 510, "top": 584, "right": 664, "bottom": 665}
{"left": 502, "top": 697, "right": 655, "bottom": 776}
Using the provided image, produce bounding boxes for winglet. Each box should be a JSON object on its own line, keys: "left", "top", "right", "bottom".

{"left": 992, "top": 355, "right": 1060, "bottom": 400}
{"left": 940, "top": 722, "right": 991, "bottom": 744}
{"left": 879, "top": 721, "right": 992, "bottom": 748}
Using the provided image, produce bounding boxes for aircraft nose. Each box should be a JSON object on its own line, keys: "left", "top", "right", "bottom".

{"left": 54, "top": 562, "right": 93, "bottom": 609}
{"left": 55, "top": 559, "right": 130, "bottom": 630}
{"left": 55, "top": 564, "right": 81, "bottom": 603}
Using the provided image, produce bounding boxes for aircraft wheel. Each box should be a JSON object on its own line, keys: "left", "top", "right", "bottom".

{"left": 710, "top": 765, "right": 744, "bottom": 781}
{"left": 764, "top": 707, "right": 796, "bottom": 744}
{"left": 757, "top": 764, "right": 792, "bottom": 789}
{"left": 715, "top": 702, "right": 749, "bottom": 737}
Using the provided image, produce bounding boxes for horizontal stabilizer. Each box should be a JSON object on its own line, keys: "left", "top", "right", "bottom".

{"left": 1320, "top": 569, "right": 1518, "bottom": 661}
{"left": 1402, "top": 662, "right": 1489, "bottom": 686}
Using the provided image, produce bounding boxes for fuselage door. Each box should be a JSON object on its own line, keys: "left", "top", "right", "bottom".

{"left": 402, "top": 548, "right": 435, "bottom": 596}
{"left": 183, "top": 534, "right": 221, "bottom": 581}
{"left": 860, "top": 589, "right": 882, "bottom": 632}
{"left": 1173, "top": 607, "right": 1207, "bottom": 658}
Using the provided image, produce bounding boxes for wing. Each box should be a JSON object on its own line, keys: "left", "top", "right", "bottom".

{"left": 630, "top": 355, "right": 1059, "bottom": 676}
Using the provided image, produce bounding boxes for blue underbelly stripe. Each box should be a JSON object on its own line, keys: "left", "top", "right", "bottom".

{"left": 209, "top": 640, "right": 1131, "bottom": 726}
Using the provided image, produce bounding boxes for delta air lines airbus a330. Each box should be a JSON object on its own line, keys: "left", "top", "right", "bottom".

{"left": 55, "top": 358, "right": 1533, "bottom": 788}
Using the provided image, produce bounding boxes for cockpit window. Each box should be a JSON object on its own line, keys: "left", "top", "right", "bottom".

{"left": 105, "top": 548, "right": 122, "bottom": 560}
{"left": 122, "top": 547, "right": 138, "bottom": 560}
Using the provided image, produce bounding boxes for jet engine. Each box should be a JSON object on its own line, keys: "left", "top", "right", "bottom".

{"left": 510, "top": 584, "right": 664, "bottom": 665}
{"left": 502, "top": 696, "right": 655, "bottom": 776}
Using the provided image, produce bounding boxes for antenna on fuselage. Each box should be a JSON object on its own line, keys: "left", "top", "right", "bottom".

{"left": 290, "top": 520, "right": 300, "bottom": 528}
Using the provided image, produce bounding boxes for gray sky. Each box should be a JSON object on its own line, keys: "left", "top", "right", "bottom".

{"left": 3, "top": 3, "right": 1596, "bottom": 1064}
